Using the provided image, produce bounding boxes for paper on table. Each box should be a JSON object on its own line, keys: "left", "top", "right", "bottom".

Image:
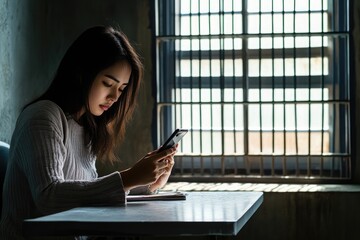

{"left": 127, "top": 191, "right": 187, "bottom": 202}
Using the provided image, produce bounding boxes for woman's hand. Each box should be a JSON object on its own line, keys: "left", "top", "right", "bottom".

{"left": 148, "top": 149, "right": 176, "bottom": 192}
{"left": 120, "top": 146, "right": 177, "bottom": 192}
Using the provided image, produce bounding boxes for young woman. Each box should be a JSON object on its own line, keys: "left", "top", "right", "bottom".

{"left": 0, "top": 26, "right": 176, "bottom": 239}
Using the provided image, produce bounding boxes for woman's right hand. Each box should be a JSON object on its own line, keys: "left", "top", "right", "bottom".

{"left": 120, "top": 147, "right": 177, "bottom": 192}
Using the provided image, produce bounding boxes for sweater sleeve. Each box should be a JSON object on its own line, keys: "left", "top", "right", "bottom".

{"left": 15, "top": 101, "right": 126, "bottom": 214}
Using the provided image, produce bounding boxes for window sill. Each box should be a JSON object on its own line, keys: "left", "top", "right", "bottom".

{"left": 162, "top": 182, "right": 360, "bottom": 192}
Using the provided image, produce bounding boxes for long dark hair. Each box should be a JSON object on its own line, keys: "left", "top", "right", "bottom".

{"left": 30, "top": 26, "right": 143, "bottom": 163}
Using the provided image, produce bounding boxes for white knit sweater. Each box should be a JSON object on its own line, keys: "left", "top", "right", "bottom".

{"left": 0, "top": 100, "right": 127, "bottom": 239}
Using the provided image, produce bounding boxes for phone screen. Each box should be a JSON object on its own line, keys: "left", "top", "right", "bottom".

{"left": 158, "top": 129, "right": 188, "bottom": 151}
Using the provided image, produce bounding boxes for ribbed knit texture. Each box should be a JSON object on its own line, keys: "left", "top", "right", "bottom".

{"left": 0, "top": 100, "right": 127, "bottom": 239}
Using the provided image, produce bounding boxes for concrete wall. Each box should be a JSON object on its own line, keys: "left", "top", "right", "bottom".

{"left": 1, "top": 1, "right": 360, "bottom": 240}
{"left": 352, "top": 0, "right": 360, "bottom": 183}
{"left": 237, "top": 191, "right": 360, "bottom": 240}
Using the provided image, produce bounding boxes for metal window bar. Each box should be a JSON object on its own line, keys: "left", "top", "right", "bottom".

{"left": 271, "top": 0, "right": 276, "bottom": 176}
{"left": 155, "top": 0, "right": 351, "bottom": 182}
{"left": 281, "top": 0, "right": 287, "bottom": 176}
{"left": 258, "top": 1, "right": 263, "bottom": 176}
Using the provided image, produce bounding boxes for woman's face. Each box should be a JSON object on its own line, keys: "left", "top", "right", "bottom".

{"left": 87, "top": 61, "right": 131, "bottom": 116}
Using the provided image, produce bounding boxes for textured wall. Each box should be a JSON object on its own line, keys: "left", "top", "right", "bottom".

{"left": 0, "top": 0, "right": 22, "bottom": 143}
{"left": 0, "top": 0, "right": 154, "bottom": 170}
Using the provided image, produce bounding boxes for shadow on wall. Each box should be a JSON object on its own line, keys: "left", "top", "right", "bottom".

{"left": 0, "top": 141, "right": 10, "bottom": 216}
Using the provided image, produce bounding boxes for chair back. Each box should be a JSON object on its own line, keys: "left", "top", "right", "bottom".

{"left": 0, "top": 141, "right": 10, "bottom": 217}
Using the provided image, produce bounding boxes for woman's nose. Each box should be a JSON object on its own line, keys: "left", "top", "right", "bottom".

{"left": 108, "top": 89, "right": 120, "bottom": 102}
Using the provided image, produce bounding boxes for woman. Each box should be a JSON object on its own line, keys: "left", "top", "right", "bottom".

{"left": 0, "top": 26, "right": 176, "bottom": 239}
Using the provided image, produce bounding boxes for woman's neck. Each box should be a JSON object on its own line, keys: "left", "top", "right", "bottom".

{"left": 73, "top": 108, "right": 85, "bottom": 125}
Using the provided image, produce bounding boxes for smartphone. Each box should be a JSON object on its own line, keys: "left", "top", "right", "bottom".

{"left": 158, "top": 129, "right": 188, "bottom": 152}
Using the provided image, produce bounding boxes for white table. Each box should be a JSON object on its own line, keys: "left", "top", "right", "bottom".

{"left": 23, "top": 191, "right": 263, "bottom": 237}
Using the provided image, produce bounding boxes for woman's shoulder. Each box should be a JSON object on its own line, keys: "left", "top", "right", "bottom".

{"left": 24, "top": 99, "right": 62, "bottom": 113}
{"left": 11, "top": 100, "right": 70, "bottom": 143}
{"left": 21, "top": 100, "right": 67, "bottom": 125}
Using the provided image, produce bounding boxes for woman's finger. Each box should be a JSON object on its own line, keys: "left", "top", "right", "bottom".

{"left": 151, "top": 147, "right": 177, "bottom": 162}
{"left": 157, "top": 159, "right": 171, "bottom": 170}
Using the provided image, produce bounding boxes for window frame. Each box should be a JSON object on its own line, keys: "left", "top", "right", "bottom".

{"left": 152, "top": 0, "right": 353, "bottom": 183}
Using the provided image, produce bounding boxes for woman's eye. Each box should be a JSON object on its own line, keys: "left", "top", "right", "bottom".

{"left": 102, "top": 81, "right": 112, "bottom": 87}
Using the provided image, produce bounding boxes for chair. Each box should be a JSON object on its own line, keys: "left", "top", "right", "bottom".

{"left": 0, "top": 141, "right": 10, "bottom": 216}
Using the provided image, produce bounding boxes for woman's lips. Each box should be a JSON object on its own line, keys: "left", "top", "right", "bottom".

{"left": 100, "top": 105, "right": 110, "bottom": 111}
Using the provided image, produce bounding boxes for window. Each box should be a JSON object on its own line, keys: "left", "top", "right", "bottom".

{"left": 154, "top": 0, "right": 351, "bottom": 182}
